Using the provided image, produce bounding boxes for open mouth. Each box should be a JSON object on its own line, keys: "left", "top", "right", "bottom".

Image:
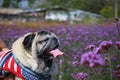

{"left": 42, "top": 36, "right": 63, "bottom": 58}
{"left": 38, "top": 48, "right": 63, "bottom": 60}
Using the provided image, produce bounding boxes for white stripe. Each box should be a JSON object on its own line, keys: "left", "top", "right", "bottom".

{"left": 21, "top": 69, "right": 22, "bottom": 74}
{"left": 0, "top": 52, "right": 7, "bottom": 61}
{"left": 8, "top": 57, "right": 13, "bottom": 69}
{"left": 14, "top": 63, "right": 17, "bottom": 72}
{"left": 3, "top": 63, "right": 5, "bottom": 68}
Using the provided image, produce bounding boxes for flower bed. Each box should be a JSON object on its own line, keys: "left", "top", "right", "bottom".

{"left": 0, "top": 23, "right": 119, "bottom": 80}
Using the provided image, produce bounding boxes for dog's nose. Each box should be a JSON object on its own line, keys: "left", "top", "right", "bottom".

{"left": 49, "top": 37, "right": 59, "bottom": 50}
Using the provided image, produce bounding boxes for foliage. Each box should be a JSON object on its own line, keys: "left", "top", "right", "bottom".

{"left": 51, "top": 0, "right": 67, "bottom": 7}
{"left": 100, "top": 6, "right": 114, "bottom": 20}
{"left": 2, "top": 0, "right": 10, "bottom": 7}
{"left": 1, "top": 0, "right": 120, "bottom": 17}
{"left": 70, "top": 0, "right": 107, "bottom": 13}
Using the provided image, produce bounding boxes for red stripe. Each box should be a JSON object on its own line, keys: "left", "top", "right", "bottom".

{"left": 17, "top": 63, "right": 22, "bottom": 75}
{"left": 1, "top": 51, "right": 24, "bottom": 79}
{"left": 2, "top": 57, "right": 23, "bottom": 79}
{"left": 3, "top": 56, "right": 11, "bottom": 70}
{"left": 10, "top": 57, "right": 14, "bottom": 70}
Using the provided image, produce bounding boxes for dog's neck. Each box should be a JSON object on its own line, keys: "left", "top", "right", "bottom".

{"left": 38, "top": 53, "right": 53, "bottom": 67}
{"left": 30, "top": 50, "right": 53, "bottom": 73}
{"left": 12, "top": 37, "right": 38, "bottom": 71}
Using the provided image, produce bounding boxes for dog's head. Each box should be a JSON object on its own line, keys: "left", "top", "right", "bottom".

{"left": 23, "top": 30, "right": 61, "bottom": 59}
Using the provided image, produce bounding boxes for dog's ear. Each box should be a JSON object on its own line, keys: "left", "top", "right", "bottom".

{"left": 23, "top": 33, "right": 35, "bottom": 50}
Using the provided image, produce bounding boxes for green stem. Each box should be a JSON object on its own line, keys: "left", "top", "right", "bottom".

{"left": 108, "top": 53, "right": 113, "bottom": 80}
{"left": 59, "top": 59, "right": 63, "bottom": 80}
{"left": 90, "top": 68, "right": 99, "bottom": 80}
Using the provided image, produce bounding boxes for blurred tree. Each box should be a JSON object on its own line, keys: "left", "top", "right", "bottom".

{"left": 51, "top": 0, "right": 69, "bottom": 7}
{"left": 70, "top": 0, "right": 107, "bottom": 13}
{"left": 70, "top": 0, "right": 88, "bottom": 10}
{"left": 9, "top": 0, "right": 21, "bottom": 8}
{"left": 29, "top": 0, "right": 47, "bottom": 8}
{"left": 0, "top": 0, "right": 4, "bottom": 7}
{"left": 100, "top": 5, "right": 114, "bottom": 20}
{"left": 69, "top": 0, "right": 120, "bottom": 18}
{"left": 2, "top": 0, "right": 10, "bottom": 7}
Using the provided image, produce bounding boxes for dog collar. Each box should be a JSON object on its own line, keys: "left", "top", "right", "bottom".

{"left": 13, "top": 52, "right": 52, "bottom": 80}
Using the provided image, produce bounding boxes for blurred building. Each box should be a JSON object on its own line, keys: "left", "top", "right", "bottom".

{"left": 45, "top": 6, "right": 69, "bottom": 21}
{"left": 0, "top": 6, "right": 101, "bottom": 22}
{"left": 0, "top": 8, "right": 23, "bottom": 20}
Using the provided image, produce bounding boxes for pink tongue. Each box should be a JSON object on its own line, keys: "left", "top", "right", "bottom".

{"left": 49, "top": 49, "right": 64, "bottom": 58}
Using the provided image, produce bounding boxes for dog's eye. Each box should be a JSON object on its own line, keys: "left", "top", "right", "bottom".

{"left": 44, "top": 38, "right": 49, "bottom": 42}
{"left": 38, "top": 38, "right": 49, "bottom": 44}
{"left": 38, "top": 41, "right": 43, "bottom": 44}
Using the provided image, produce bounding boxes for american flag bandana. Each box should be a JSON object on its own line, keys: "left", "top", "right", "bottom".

{"left": 0, "top": 50, "right": 51, "bottom": 80}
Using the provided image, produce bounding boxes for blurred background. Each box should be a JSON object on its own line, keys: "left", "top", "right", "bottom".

{"left": 0, "top": 0, "right": 120, "bottom": 80}
{"left": 0, "top": 0, "right": 119, "bottom": 25}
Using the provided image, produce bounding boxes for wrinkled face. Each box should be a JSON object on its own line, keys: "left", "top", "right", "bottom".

{"left": 23, "top": 30, "right": 60, "bottom": 58}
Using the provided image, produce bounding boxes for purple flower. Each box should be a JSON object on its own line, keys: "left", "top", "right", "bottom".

{"left": 113, "top": 64, "right": 120, "bottom": 80}
{"left": 72, "top": 61, "right": 79, "bottom": 67}
{"left": 115, "top": 41, "right": 120, "bottom": 49}
{"left": 80, "top": 51, "right": 104, "bottom": 68}
{"left": 31, "top": 11, "right": 37, "bottom": 16}
{"left": 99, "top": 40, "right": 113, "bottom": 50}
{"left": 72, "top": 72, "right": 87, "bottom": 80}
{"left": 85, "top": 44, "right": 95, "bottom": 50}
{"left": 71, "top": 47, "right": 78, "bottom": 52}
{"left": 94, "top": 47, "right": 102, "bottom": 53}
{"left": 59, "top": 59, "right": 63, "bottom": 65}
{"left": 72, "top": 52, "right": 82, "bottom": 61}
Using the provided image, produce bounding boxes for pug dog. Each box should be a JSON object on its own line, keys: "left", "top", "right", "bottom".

{"left": 1, "top": 30, "right": 63, "bottom": 80}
